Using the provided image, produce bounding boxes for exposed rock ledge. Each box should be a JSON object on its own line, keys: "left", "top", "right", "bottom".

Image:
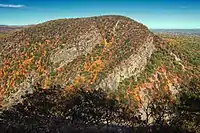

{"left": 99, "top": 34, "right": 155, "bottom": 90}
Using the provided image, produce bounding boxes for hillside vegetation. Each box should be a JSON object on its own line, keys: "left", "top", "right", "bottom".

{"left": 0, "top": 16, "right": 199, "bottom": 109}
{"left": 118, "top": 34, "right": 200, "bottom": 102}
{"left": 0, "top": 15, "right": 155, "bottom": 107}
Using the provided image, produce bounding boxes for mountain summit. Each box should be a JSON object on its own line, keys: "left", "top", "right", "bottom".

{"left": 0, "top": 15, "right": 159, "bottom": 108}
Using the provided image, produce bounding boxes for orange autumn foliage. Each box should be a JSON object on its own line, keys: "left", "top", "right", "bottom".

{"left": 135, "top": 95, "right": 141, "bottom": 103}
{"left": 164, "top": 85, "right": 169, "bottom": 92}
{"left": 0, "top": 69, "right": 4, "bottom": 77}
{"left": 37, "top": 65, "right": 47, "bottom": 74}
{"left": 74, "top": 76, "right": 81, "bottom": 85}
{"left": 43, "top": 76, "right": 49, "bottom": 89}
{"left": 64, "top": 85, "right": 74, "bottom": 92}
{"left": 22, "top": 57, "right": 33, "bottom": 66}
{"left": 43, "top": 50, "right": 47, "bottom": 56}
{"left": 56, "top": 67, "right": 63, "bottom": 73}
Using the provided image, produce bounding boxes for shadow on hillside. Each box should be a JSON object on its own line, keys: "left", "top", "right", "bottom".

{"left": 0, "top": 85, "right": 134, "bottom": 133}
{"left": 0, "top": 84, "right": 194, "bottom": 133}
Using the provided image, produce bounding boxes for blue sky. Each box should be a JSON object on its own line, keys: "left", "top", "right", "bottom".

{"left": 0, "top": 0, "right": 199, "bottom": 29}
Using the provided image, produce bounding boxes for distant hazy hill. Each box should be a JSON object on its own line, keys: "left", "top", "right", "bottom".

{"left": 0, "top": 25, "right": 25, "bottom": 33}
{"left": 151, "top": 29, "right": 200, "bottom": 36}
{"left": 0, "top": 25, "right": 27, "bottom": 38}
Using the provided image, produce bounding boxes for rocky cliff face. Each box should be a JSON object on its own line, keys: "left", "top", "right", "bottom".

{"left": 99, "top": 34, "right": 155, "bottom": 90}
{"left": 0, "top": 15, "right": 159, "bottom": 108}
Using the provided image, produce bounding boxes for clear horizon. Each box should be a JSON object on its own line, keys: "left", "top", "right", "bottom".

{"left": 0, "top": 0, "right": 200, "bottom": 29}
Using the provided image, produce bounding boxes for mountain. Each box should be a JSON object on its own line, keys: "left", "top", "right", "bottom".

{"left": 0, "top": 15, "right": 161, "bottom": 108}
{"left": 0, "top": 15, "right": 199, "bottom": 111}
